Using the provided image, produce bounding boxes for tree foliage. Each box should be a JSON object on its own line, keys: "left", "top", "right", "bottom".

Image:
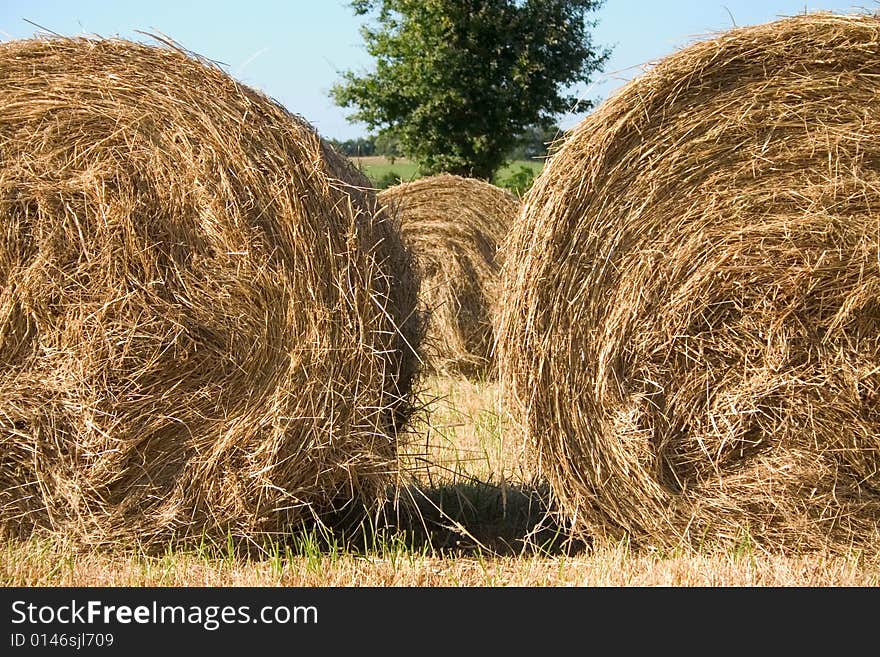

{"left": 327, "top": 136, "right": 376, "bottom": 156}
{"left": 331, "top": 0, "right": 610, "bottom": 179}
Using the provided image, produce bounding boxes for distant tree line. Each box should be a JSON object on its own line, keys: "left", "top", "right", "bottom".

{"left": 328, "top": 136, "right": 377, "bottom": 157}
{"left": 329, "top": 124, "right": 562, "bottom": 162}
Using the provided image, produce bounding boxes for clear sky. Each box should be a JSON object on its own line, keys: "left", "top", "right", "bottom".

{"left": 0, "top": 1, "right": 874, "bottom": 141}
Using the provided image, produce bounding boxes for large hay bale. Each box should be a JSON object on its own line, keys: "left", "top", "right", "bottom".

{"left": 497, "top": 13, "right": 880, "bottom": 552}
{"left": 0, "top": 36, "right": 422, "bottom": 546}
{"left": 379, "top": 174, "right": 517, "bottom": 377}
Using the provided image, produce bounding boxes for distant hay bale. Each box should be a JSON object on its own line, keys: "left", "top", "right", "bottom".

{"left": 497, "top": 13, "right": 880, "bottom": 552}
{"left": 0, "top": 36, "right": 422, "bottom": 546}
{"left": 379, "top": 174, "right": 518, "bottom": 377}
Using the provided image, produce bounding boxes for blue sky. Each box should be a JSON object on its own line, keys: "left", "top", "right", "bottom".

{"left": 0, "top": 1, "right": 873, "bottom": 140}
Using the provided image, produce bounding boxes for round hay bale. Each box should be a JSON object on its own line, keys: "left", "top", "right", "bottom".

{"left": 497, "top": 13, "right": 880, "bottom": 552}
{"left": 379, "top": 174, "right": 518, "bottom": 378}
{"left": 0, "top": 36, "right": 422, "bottom": 546}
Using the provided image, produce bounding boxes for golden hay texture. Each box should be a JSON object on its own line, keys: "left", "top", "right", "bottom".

{"left": 497, "top": 13, "right": 880, "bottom": 553}
{"left": 379, "top": 174, "right": 517, "bottom": 378}
{"left": 0, "top": 36, "right": 422, "bottom": 547}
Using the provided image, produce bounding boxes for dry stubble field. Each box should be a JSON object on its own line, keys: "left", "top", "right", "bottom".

{"left": 3, "top": 376, "right": 879, "bottom": 587}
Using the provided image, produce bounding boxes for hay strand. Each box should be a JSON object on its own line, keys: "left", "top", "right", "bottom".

{"left": 497, "top": 12, "right": 880, "bottom": 553}
{"left": 379, "top": 174, "right": 517, "bottom": 378}
{"left": 0, "top": 36, "right": 422, "bottom": 547}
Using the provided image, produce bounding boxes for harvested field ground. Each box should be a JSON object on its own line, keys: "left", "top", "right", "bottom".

{"left": 3, "top": 376, "right": 879, "bottom": 586}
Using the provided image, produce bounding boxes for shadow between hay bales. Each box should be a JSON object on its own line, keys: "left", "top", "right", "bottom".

{"left": 3, "top": 482, "right": 585, "bottom": 562}
{"left": 276, "top": 481, "right": 587, "bottom": 559}
{"left": 394, "top": 481, "right": 587, "bottom": 557}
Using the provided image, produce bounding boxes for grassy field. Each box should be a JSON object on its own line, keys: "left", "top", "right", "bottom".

{"left": 351, "top": 156, "right": 544, "bottom": 192}
{"left": 352, "top": 155, "right": 420, "bottom": 184}
{"left": 3, "top": 374, "right": 880, "bottom": 586}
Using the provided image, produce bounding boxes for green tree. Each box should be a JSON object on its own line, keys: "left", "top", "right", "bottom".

{"left": 331, "top": 0, "right": 610, "bottom": 180}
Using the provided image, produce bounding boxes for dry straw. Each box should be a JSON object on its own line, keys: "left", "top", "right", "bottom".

{"left": 497, "top": 12, "right": 880, "bottom": 553}
{"left": 379, "top": 174, "right": 517, "bottom": 378}
{"left": 0, "top": 36, "right": 422, "bottom": 547}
